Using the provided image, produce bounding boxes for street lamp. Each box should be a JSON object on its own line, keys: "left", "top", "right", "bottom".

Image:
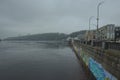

{"left": 96, "top": 1, "right": 104, "bottom": 39}
{"left": 89, "top": 16, "right": 95, "bottom": 31}
{"left": 91, "top": 24, "right": 97, "bottom": 29}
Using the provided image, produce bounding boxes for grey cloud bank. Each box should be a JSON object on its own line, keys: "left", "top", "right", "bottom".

{"left": 0, "top": 0, "right": 120, "bottom": 38}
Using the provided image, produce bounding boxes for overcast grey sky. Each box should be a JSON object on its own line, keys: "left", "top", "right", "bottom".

{"left": 0, "top": 0, "right": 120, "bottom": 38}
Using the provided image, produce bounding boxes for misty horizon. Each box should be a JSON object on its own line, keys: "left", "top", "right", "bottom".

{"left": 0, "top": 0, "right": 120, "bottom": 38}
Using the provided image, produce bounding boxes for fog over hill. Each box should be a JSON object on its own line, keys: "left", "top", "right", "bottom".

{"left": 4, "top": 30, "right": 87, "bottom": 41}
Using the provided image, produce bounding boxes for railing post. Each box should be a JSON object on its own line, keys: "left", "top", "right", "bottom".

{"left": 102, "top": 42, "right": 108, "bottom": 49}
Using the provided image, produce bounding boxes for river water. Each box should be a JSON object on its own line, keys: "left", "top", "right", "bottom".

{"left": 0, "top": 41, "right": 86, "bottom": 80}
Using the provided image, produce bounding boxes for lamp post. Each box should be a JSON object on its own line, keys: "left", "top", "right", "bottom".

{"left": 88, "top": 16, "right": 95, "bottom": 43}
{"left": 96, "top": 1, "right": 104, "bottom": 40}
{"left": 91, "top": 24, "right": 97, "bottom": 29}
{"left": 89, "top": 16, "right": 95, "bottom": 31}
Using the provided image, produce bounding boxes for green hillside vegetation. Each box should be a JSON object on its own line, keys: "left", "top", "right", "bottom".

{"left": 69, "top": 30, "right": 87, "bottom": 38}
{"left": 4, "top": 30, "right": 87, "bottom": 41}
{"left": 5, "top": 33, "right": 68, "bottom": 41}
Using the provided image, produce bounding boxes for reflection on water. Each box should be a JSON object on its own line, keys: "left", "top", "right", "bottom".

{"left": 36, "top": 41, "right": 68, "bottom": 49}
{"left": 3, "top": 41, "right": 69, "bottom": 49}
{"left": 0, "top": 41, "right": 85, "bottom": 80}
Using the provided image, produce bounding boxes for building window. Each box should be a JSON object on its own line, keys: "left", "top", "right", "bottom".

{"left": 116, "top": 28, "right": 118, "bottom": 31}
{"left": 117, "top": 33, "right": 119, "bottom": 36}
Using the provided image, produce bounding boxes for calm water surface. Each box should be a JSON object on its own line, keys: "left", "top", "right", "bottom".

{"left": 0, "top": 41, "right": 86, "bottom": 80}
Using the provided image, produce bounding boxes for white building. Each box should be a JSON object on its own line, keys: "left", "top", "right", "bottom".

{"left": 98, "top": 24, "right": 115, "bottom": 41}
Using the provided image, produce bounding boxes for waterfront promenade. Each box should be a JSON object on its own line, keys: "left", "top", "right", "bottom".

{"left": 71, "top": 39, "right": 120, "bottom": 80}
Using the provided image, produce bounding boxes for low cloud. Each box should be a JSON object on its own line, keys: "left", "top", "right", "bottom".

{"left": 0, "top": 0, "right": 120, "bottom": 38}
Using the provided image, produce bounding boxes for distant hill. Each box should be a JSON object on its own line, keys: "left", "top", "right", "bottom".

{"left": 68, "top": 30, "right": 87, "bottom": 38}
{"left": 4, "top": 30, "right": 87, "bottom": 41}
{"left": 4, "top": 33, "right": 68, "bottom": 41}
